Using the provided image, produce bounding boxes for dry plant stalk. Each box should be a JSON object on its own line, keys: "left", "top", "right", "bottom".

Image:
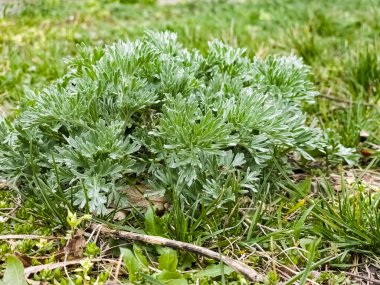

{"left": 89, "top": 223, "right": 265, "bottom": 283}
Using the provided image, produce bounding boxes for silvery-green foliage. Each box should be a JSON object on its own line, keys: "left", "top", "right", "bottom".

{"left": 0, "top": 31, "right": 327, "bottom": 214}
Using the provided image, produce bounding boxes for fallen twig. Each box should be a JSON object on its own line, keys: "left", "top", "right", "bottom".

{"left": 89, "top": 223, "right": 265, "bottom": 283}
{"left": 24, "top": 258, "right": 118, "bottom": 277}
{"left": 113, "top": 254, "right": 123, "bottom": 284}
{"left": 0, "top": 234, "right": 57, "bottom": 240}
{"left": 344, "top": 271, "right": 380, "bottom": 285}
{"left": 319, "top": 94, "right": 377, "bottom": 108}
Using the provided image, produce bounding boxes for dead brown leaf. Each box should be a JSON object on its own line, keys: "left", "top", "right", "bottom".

{"left": 107, "top": 184, "right": 169, "bottom": 218}
{"left": 0, "top": 179, "right": 8, "bottom": 190}
{"left": 64, "top": 229, "right": 86, "bottom": 260}
{"left": 124, "top": 184, "right": 169, "bottom": 211}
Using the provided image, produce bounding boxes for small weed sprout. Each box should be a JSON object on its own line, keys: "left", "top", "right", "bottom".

{"left": 66, "top": 209, "right": 91, "bottom": 238}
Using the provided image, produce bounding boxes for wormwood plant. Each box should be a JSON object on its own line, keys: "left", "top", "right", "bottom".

{"left": 0, "top": 31, "right": 327, "bottom": 217}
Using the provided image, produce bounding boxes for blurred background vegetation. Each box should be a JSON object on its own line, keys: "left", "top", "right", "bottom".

{"left": 1, "top": 0, "right": 380, "bottom": 149}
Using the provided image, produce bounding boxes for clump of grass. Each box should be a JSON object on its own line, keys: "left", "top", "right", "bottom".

{"left": 282, "top": 175, "right": 380, "bottom": 255}
{"left": 287, "top": 26, "right": 321, "bottom": 65}
{"left": 309, "top": 11, "right": 338, "bottom": 37}
{"left": 314, "top": 179, "right": 380, "bottom": 253}
{"left": 345, "top": 44, "right": 380, "bottom": 102}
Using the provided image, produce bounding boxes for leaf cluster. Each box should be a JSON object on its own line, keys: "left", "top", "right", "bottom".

{"left": 0, "top": 31, "right": 325, "bottom": 215}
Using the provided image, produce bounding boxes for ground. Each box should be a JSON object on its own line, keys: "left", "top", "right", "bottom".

{"left": 1, "top": 0, "right": 380, "bottom": 284}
